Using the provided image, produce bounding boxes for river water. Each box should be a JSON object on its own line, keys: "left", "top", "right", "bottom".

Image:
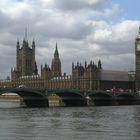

{"left": 0, "top": 102, "right": 140, "bottom": 140}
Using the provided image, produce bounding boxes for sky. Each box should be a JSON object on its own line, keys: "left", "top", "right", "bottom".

{"left": 0, "top": 0, "right": 140, "bottom": 79}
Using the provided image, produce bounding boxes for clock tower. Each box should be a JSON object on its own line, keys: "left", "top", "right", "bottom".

{"left": 135, "top": 27, "right": 140, "bottom": 91}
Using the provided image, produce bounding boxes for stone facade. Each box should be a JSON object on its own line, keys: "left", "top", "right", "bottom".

{"left": 11, "top": 39, "right": 38, "bottom": 79}
{"left": 0, "top": 38, "right": 101, "bottom": 91}
{"left": 0, "top": 30, "right": 136, "bottom": 91}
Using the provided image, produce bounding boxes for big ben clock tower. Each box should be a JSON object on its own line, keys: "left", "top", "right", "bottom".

{"left": 135, "top": 27, "right": 140, "bottom": 91}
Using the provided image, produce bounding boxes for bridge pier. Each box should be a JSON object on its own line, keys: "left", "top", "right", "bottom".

{"left": 47, "top": 90, "right": 87, "bottom": 107}
{"left": 20, "top": 98, "right": 49, "bottom": 107}
{"left": 87, "top": 91, "right": 115, "bottom": 106}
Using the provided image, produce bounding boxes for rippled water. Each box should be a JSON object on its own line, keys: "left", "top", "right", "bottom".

{"left": 0, "top": 102, "right": 140, "bottom": 140}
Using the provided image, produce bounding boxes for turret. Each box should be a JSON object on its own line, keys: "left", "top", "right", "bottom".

{"left": 34, "top": 61, "right": 38, "bottom": 75}
{"left": 54, "top": 42, "right": 59, "bottom": 58}
{"left": 32, "top": 40, "right": 35, "bottom": 48}
{"left": 22, "top": 28, "right": 29, "bottom": 48}
{"left": 98, "top": 60, "right": 102, "bottom": 69}
{"left": 16, "top": 40, "right": 20, "bottom": 49}
{"left": 85, "top": 61, "right": 87, "bottom": 68}
{"left": 51, "top": 43, "right": 62, "bottom": 77}
{"left": 22, "top": 39, "right": 29, "bottom": 48}
{"left": 41, "top": 64, "right": 52, "bottom": 79}
{"left": 72, "top": 62, "right": 74, "bottom": 70}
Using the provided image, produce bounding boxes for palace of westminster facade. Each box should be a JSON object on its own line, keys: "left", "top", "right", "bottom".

{"left": 0, "top": 37, "right": 102, "bottom": 91}
{"left": 1, "top": 27, "right": 140, "bottom": 91}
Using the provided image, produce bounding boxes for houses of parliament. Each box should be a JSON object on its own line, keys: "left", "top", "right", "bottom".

{"left": 0, "top": 29, "right": 137, "bottom": 91}
{"left": 0, "top": 36, "right": 102, "bottom": 91}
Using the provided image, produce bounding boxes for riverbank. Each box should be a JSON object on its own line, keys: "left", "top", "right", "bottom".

{"left": 0, "top": 95, "right": 20, "bottom": 102}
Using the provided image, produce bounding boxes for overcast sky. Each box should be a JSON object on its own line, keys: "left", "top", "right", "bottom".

{"left": 0, "top": 0, "right": 140, "bottom": 79}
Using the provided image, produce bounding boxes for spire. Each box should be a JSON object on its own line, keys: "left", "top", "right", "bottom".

{"left": 72, "top": 62, "right": 74, "bottom": 70}
{"left": 41, "top": 64, "right": 43, "bottom": 70}
{"left": 32, "top": 39, "right": 35, "bottom": 48}
{"left": 85, "top": 61, "right": 87, "bottom": 68}
{"left": 56, "top": 42, "right": 58, "bottom": 50}
{"left": 16, "top": 39, "right": 20, "bottom": 49}
{"left": 51, "top": 42, "right": 62, "bottom": 77}
{"left": 25, "top": 27, "right": 27, "bottom": 41}
{"left": 54, "top": 42, "right": 59, "bottom": 57}
{"left": 22, "top": 28, "right": 29, "bottom": 48}
{"left": 23, "top": 39, "right": 29, "bottom": 48}
{"left": 34, "top": 61, "right": 38, "bottom": 75}
{"left": 90, "top": 60, "right": 92, "bottom": 65}
{"left": 98, "top": 60, "right": 102, "bottom": 69}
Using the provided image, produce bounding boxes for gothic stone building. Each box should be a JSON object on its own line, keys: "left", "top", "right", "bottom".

{"left": 0, "top": 35, "right": 135, "bottom": 91}
{"left": 0, "top": 38, "right": 101, "bottom": 91}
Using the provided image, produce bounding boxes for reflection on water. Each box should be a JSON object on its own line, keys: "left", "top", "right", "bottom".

{"left": 0, "top": 102, "right": 140, "bottom": 140}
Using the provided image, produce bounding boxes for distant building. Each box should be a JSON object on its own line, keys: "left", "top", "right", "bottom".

{"left": 100, "top": 70, "right": 135, "bottom": 91}
{"left": 0, "top": 31, "right": 136, "bottom": 91}
{"left": 0, "top": 37, "right": 101, "bottom": 91}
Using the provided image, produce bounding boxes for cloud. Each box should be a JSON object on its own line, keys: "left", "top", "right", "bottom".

{"left": 0, "top": 0, "right": 139, "bottom": 78}
{"left": 104, "top": 4, "right": 120, "bottom": 17}
{"left": 49, "top": 0, "right": 105, "bottom": 11}
{"left": 85, "top": 20, "right": 140, "bottom": 71}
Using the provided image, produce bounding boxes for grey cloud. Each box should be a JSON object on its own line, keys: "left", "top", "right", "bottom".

{"left": 101, "top": 53, "right": 135, "bottom": 71}
{"left": 51, "top": 0, "right": 105, "bottom": 11}
{"left": 39, "top": 22, "right": 92, "bottom": 40}
{"left": 0, "top": 0, "right": 139, "bottom": 78}
{"left": 0, "top": 11, "right": 13, "bottom": 31}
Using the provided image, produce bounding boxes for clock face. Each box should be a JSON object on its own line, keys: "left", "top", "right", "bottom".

{"left": 137, "top": 44, "right": 140, "bottom": 51}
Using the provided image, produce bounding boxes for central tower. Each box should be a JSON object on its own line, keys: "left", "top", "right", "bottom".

{"left": 51, "top": 43, "right": 62, "bottom": 77}
{"left": 16, "top": 38, "right": 37, "bottom": 77}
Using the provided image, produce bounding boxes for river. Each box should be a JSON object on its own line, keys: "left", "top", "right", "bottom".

{"left": 0, "top": 102, "right": 140, "bottom": 140}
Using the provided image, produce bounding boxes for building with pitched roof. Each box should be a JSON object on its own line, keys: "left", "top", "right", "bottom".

{"left": 0, "top": 30, "right": 137, "bottom": 91}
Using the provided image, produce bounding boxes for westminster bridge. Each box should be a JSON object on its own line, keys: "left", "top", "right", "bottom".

{"left": 0, "top": 87, "right": 139, "bottom": 107}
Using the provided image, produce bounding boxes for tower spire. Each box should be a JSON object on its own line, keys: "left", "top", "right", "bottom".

{"left": 25, "top": 27, "right": 27, "bottom": 41}
{"left": 54, "top": 42, "right": 59, "bottom": 57}
{"left": 32, "top": 39, "right": 35, "bottom": 48}
{"left": 51, "top": 42, "right": 61, "bottom": 77}
{"left": 16, "top": 39, "right": 20, "bottom": 49}
{"left": 56, "top": 42, "right": 58, "bottom": 50}
{"left": 98, "top": 60, "right": 102, "bottom": 69}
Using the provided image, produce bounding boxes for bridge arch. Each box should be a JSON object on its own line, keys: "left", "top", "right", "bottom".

{"left": 115, "top": 92, "right": 137, "bottom": 105}
{"left": 47, "top": 89, "right": 86, "bottom": 107}
{"left": 87, "top": 90, "right": 115, "bottom": 106}
{"left": 0, "top": 88, "right": 49, "bottom": 107}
